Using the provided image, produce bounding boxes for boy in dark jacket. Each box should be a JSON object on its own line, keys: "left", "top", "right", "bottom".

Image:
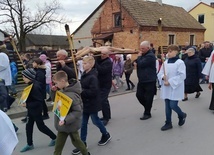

{"left": 72, "top": 56, "right": 111, "bottom": 154}
{"left": 52, "top": 71, "right": 90, "bottom": 155}
{"left": 20, "top": 68, "right": 56, "bottom": 152}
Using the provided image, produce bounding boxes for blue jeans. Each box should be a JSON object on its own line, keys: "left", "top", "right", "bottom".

{"left": 81, "top": 112, "right": 107, "bottom": 143}
{"left": 165, "top": 99, "right": 184, "bottom": 123}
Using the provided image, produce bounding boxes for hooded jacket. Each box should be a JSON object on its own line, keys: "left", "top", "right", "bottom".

{"left": 54, "top": 80, "right": 83, "bottom": 133}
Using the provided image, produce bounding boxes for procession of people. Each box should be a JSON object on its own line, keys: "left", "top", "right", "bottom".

{"left": 1, "top": 38, "right": 214, "bottom": 154}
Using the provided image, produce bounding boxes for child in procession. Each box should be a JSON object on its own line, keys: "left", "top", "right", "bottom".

{"left": 33, "top": 58, "right": 49, "bottom": 119}
{"left": 158, "top": 45, "right": 187, "bottom": 131}
{"left": 52, "top": 71, "right": 90, "bottom": 155}
{"left": 20, "top": 68, "right": 56, "bottom": 152}
{"left": 72, "top": 56, "right": 111, "bottom": 154}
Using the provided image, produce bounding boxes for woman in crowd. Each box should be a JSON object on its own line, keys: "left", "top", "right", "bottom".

{"left": 183, "top": 48, "right": 202, "bottom": 101}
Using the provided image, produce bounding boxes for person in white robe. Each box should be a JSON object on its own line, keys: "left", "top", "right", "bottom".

{"left": 0, "top": 110, "right": 18, "bottom": 155}
{"left": 202, "top": 50, "right": 214, "bottom": 110}
{"left": 158, "top": 45, "right": 187, "bottom": 131}
{"left": 0, "top": 52, "right": 12, "bottom": 86}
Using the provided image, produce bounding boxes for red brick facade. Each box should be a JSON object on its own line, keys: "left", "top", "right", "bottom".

{"left": 91, "top": 0, "right": 204, "bottom": 56}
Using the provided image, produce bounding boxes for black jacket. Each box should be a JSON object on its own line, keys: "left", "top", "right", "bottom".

{"left": 95, "top": 57, "right": 112, "bottom": 89}
{"left": 0, "top": 79, "right": 7, "bottom": 110}
{"left": 136, "top": 50, "right": 157, "bottom": 83}
{"left": 184, "top": 54, "right": 202, "bottom": 85}
{"left": 81, "top": 68, "right": 101, "bottom": 113}
{"left": 35, "top": 67, "right": 46, "bottom": 99}
{"left": 26, "top": 80, "right": 44, "bottom": 116}
{"left": 56, "top": 60, "right": 76, "bottom": 80}
{"left": 199, "top": 47, "right": 213, "bottom": 62}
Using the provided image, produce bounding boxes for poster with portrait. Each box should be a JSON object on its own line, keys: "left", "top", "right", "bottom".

{"left": 18, "top": 84, "right": 33, "bottom": 105}
{"left": 52, "top": 91, "right": 73, "bottom": 121}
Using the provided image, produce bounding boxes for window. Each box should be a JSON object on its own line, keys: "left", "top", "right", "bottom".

{"left": 114, "top": 12, "right": 121, "bottom": 27}
{"left": 168, "top": 35, "right": 175, "bottom": 45}
{"left": 198, "top": 14, "right": 204, "bottom": 24}
{"left": 190, "top": 35, "right": 195, "bottom": 46}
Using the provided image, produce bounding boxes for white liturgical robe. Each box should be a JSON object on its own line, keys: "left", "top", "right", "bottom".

{"left": 202, "top": 50, "right": 214, "bottom": 83}
{"left": 158, "top": 59, "right": 186, "bottom": 101}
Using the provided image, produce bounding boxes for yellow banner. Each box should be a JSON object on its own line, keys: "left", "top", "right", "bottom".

{"left": 52, "top": 91, "right": 73, "bottom": 121}
{"left": 18, "top": 84, "right": 33, "bottom": 105}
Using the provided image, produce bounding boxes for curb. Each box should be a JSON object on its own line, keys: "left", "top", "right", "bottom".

{"left": 8, "top": 90, "right": 136, "bottom": 119}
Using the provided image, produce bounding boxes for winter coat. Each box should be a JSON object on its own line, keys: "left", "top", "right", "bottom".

{"left": 54, "top": 80, "right": 83, "bottom": 133}
{"left": 95, "top": 57, "right": 113, "bottom": 89}
{"left": 184, "top": 54, "right": 202, "bottom": 85}
{"left": 199, "top": 47, "right": 213, "bottom": 62}
{"left": 0, "top": 79, "right": 7, "bottom": 110}
{"left": 26, "top": 80, "right": 44, "bottom": 116}
{"left": 56, "top": 60, "right": 76, "bottom": 80}
{"left": 81, "top": 68, "right": 102, "bottom": 113}
{"left": 136, "top": 50, "right": 157, "bottom": 83}
{"left": 0, "top": 53, "right": 12, "bottom": 86}
{"left": 112, "top": 60, "right": 124, "bottom": 76}
{"left": 45, "top": 61, "right": 52, "bottom": 84}
{"left": 34, "top": 66, "right": 46, "bottom": 99}
{"left": 124, "top": 59, "right": 133, "bottom": 74}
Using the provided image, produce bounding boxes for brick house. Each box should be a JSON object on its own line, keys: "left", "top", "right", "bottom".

{"left": 92, "top": 0, "right": 205, "bottom": 51}
{"left": 73, "top": 0, "right": 205, "bottom": 55}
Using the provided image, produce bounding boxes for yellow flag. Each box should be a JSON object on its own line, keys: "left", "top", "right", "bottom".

{"left": 18, "top": 84, "right": 33, "bottom": 105}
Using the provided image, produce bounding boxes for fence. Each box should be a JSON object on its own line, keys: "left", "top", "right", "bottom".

{"left": 8, "top": 50, "right": 71, "bottom": 85}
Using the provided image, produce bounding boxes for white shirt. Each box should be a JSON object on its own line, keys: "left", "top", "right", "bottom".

{"left": 0, "top": 53, "right": 12, "bottom": 86}
{"left": 202, "top": 50, "right": 214, "bottom": 83}
{"left": 158, "top": 59, "right": 186, "bottom": 100}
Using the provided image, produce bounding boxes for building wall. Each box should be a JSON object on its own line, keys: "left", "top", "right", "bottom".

{"left": 92, "top": 0, "right": 138, "bottom": 34}
{"left": 189, "top": 3, "right": 214, "bottom": 42}
{"left": 73, "top": 5, "right": 104, "bottom": 49}
{"left": 139, "top": 30, "right": 204, "bottom": 50}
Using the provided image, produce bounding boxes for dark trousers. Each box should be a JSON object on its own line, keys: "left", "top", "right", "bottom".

{"left": 125, "top": 73, "right": 134, "bottom": 89}
{"left": 26, "top": 113, "right": 56, "bottom": 145}
{"left": 209, "top": 83, "right": 214, "bottom": 110}
{"left": 136, "top": 81, "right": 156, "bottom": 115}
{"left": 100, "top": 87, "right": 111, "bottom": 120}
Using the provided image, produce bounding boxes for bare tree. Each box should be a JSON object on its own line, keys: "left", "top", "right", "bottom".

{"left": 0, "top": 0, "right": 65, "bottom": 51}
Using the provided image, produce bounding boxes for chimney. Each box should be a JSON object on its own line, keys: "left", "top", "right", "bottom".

{"left": 156, "top": 0, "right": 162, "bottom": 5}
{"left": 211, "top": 2, "right": 214, "bottom": 8}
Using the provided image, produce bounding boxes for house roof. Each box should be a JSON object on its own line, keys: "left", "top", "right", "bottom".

{"left": 120, "top": 0, "right": 205, "bottom": 30}
{"left": 26, "top": 34, "right": 68, "bottom": 46}
{"left": 188, "top": 2, "right": 214, "bottom": 13}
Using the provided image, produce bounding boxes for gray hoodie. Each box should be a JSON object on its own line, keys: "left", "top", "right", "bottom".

{"left": 53, "top": 80, "right": 83, "bottom": 133}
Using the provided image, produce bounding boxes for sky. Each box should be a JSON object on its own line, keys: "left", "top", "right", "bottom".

{"left": 0, "top": 0, "right": 213, "bottom": 35}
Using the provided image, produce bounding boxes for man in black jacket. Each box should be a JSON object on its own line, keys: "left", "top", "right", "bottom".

{"left": 134, "top": 41, "right": 157, "bottom": 120}
{"left": 56, "top": 49, "right": 76, "bottom": 80}
{"left": 95, "top": 49, "right": 113, "bottom": 126}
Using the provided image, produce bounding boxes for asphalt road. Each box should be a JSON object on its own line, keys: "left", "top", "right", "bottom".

{"left": 11, "top": 84, "right": 214, "bottom": 155}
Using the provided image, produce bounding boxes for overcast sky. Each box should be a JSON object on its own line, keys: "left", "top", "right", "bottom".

{"left": 0, "top": 0, "right": 213, "bottom": 35}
